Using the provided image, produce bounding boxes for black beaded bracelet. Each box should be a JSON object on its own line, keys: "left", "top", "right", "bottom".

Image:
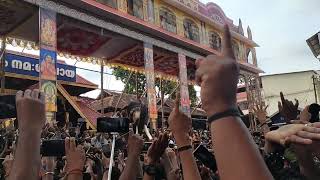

{"left": 207, "top": 108, "right": 241, "bottom": 124}
{"left": 177, "top": 145, "right": 193, "bottom": 152}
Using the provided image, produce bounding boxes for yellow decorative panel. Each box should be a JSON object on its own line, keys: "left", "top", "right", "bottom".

{"left": 117, "top": 0, "right": 128, "bottom": 13}
{"left": 143, "top": 0, "right": 148, "bottom": 21}
{"left": 153, "top": 0, "right": 161, "bottom": 26}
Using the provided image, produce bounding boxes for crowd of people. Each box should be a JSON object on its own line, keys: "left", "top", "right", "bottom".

{"left": 0, "top": 25, "right": 320, "bottom": 180}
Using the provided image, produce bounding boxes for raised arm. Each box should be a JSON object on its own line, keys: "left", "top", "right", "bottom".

{"left": 168, "top": 100, "right": 201, "bottom": 180}
{"left": 195, "top": 25, "right": 273, "bottom": 180}
{"left": 8, "top": 90, "right": 46, "bottom": 180}
{"left": 119, "top": 134, "right": 144, "bottom": 180}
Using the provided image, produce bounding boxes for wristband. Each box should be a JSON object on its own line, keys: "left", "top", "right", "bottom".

{"left": 43, "top": 172, "right": 54, "bottom": 176}
{"left": 207, "top": 108, "right": 240, "bottom": 124}
{"left": 177, "top": 145, "right": 192, "bottom": 152}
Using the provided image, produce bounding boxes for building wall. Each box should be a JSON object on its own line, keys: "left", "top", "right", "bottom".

{"left": 95, "top": 0, "right": 256, "bottom": 64}
{"left": 261, "top": 71, "right": 318, "bottom": 115}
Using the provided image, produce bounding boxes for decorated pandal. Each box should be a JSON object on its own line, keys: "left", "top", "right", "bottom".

{"left": 0, "top": 0, "right": 263, "bottom": 130}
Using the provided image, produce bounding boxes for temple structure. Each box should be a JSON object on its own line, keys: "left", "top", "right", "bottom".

{"left": 0, "top": 0, "right": 263, "bottom": 129}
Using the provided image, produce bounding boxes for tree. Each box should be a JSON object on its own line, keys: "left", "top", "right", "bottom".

{"left": 112, "top": 67, "right": 197, "bottom": 106}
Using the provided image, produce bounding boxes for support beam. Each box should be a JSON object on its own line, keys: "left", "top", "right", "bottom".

{"left": 39, "top": 7, "right": 58, "bottom": 124}
{"left": 0, "top": 37, "right": 6, "bottom": 94}
{"left": 178, "top": 53, "right": 191, "bottom": 117}
{"left": 101, "top": 61, "right": 104, "bottom": 114}
{"left": 144, "top": 42, "right": 158, "bottom": 130}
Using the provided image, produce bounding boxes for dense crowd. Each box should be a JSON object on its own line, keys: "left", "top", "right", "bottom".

{"left": 0, "top": 25, "right": 320, "bottom": 180}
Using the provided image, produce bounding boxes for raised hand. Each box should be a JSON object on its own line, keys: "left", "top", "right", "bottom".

{"left": 127, "top": 134, "right": 144, "bottom": 157}
{"left": 16, "top": 89, "right": 46, "bottom": 132}
{"left": 291, "top": 105, "right": 311, "bottom": 125}
{"left": 168, "top": 98, "right": 192, "bottom": 147}
{"left": 278, "top": 92, "right": 299, "bottom": 122}
{"left": 2, "top": 154, "right": 13, "bottom": 178}
{"left": 253, "top": 104, "right": 269, "bottom": 124}
{"left": 146, "top": 133, "right": 169, "bottom": 164}
{"left": 195, "top": 25, "right": 239, "bottom": 117}
{"left": 265, "top": 123, "right": 320, "bottom": 145}
{"left": 65, "top": 137, "right": 85, "bottom": 173}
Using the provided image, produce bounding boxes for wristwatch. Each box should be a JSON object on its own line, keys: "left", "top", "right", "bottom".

{"left": 143, "top": 164, "right": 157, "bottom": 176}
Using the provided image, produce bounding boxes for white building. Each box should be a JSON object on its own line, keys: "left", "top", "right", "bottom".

{"left": 261, "top": 70, "right": 320, "bottom": 115}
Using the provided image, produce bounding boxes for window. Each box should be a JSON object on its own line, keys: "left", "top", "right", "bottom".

{"left": 183, "top": 19, "right": 200, "bottom": 43}
{"left": 209, "top": 31, "right": 221, "bottom": 51}
{"left": 232, "top": 40, "right": 240, "bottom": 60}
{"left": 159, "top": 8, "right": 177, "bottom": 33}
{"left": 128, "top": 0, "right": 144, "bottom": 19}
{"left": 247, "top": 49, "right": 254, "bottom": 64}
{"left": 96, "top": 0, "right": 117, "bottom": 8}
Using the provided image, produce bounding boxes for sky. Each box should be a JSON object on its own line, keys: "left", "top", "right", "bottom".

{"left": 201, "top": 0, "right": 320, "bottom": 74}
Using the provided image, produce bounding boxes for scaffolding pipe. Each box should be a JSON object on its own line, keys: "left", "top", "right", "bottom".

{"left": 101, "top": 61, "right": 104, "bottom": 114}
{"left": 113, "top": 71, "right": 134, "bottom": 115}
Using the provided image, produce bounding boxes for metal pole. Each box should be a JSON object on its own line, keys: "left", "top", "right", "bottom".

{"left": 160, "top": 78, "right": 165, "bottom": 128}
{"left": 113, "top": 71, "right": 134, "bottom": 115}
{"left": 313, "top": 75, "right": 318, "bottom": 103}
{"left": 108, "top": 134, "right": 117, "bottom": 180}
{"left": 191, "top": 101, "right": 202, "bottom": 115}
{"left": 157, "top": 82, "right": 180, "bottom": 106}
{"left": 135, "top": 72, "right": 139, "bottom": 99}
{"left": 0, "top": 37, "right": 6, "bottom": 94}
{"left": 101, "top": 61, "right": 104, "bottom": 114}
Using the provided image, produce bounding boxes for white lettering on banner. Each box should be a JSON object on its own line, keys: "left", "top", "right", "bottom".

{"left": 65, "top": 69, "right": 75, "bottom": 78}
{"left": 23, "top": 62, "right": 32, "bottom": 71}
{"left": 56, "top": 68, "right": 75, "bottom": 78}
{"left": 58, "top": 68, "right": 65, "bottom": 76}
{"left": 35, "top": 64, "right": 40, "bottom": 72}
{"left": 12, "top": 60, "right": 23, "bottom": 69}
{"left": 7, "top": 59, "right": 76, "bottom": 79}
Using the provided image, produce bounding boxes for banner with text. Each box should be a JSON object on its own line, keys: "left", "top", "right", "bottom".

{"left": 4, "top": 53, "right": 76, "bottom": 82}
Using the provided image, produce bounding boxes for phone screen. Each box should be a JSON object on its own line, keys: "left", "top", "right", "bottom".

{"left": 41, "top": 140, "right": 65, "bottom": 157}
{"left": 193, "top": 145, "right": 217, "bottom": 172}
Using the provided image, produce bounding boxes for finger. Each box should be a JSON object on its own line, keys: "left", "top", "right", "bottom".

{"left": 253, "top": 106, "right": 257, "bottom": 112}
{"left": 278, "top": 101, "right": 283, "bottom": 111}
{"left": 70, "top": 137, "right": 76, "bottom": 151}
{"left": 288, "top": 135, "right": 312, "bottom": 145}
{"left": 290, "top": 120, "right": 308, "bottom": 124}
{"left": 312, "top": 122, "right": 320, "bottom": 128}
{"left": 31, "top": 89, "right": 40, "bottom": 99}
{"left": 39, "top": 92, "right": 45, "bottom": 103}
{"left": 222, "top": 25, "right": 235, "bottom": 59}
{"left": 195, "top": 58, "right": 204, "bottom": 69}
{"left": 295, "top": 99, "right": 299, "bottom": 109}
{"left": 264, "top": 105, "right": 269, "bottom": 111}
{"left": 65, "top": 137, "right": 70, "bottom": 154}
{"left": 16, "top": 91, "right": 23, "bottom": 102}
{"left": 297, "top": 130, "right": 320, "bottom": 140}
{"left": 174, "top": 97, "right": 180, "bottom": 113}
{"left": 24, "top": 89, "right": 32, "bottom": 98}
{"left": 195, "top": 69, "right": 202, "bottom": 86}
{"left": 280, "top": 92, "right": 285, "bottom": 104}
{"left": 303, "top": 126, "right": 320, "bottom": 134}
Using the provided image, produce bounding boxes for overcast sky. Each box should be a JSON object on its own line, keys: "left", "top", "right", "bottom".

{"left": 202, "top": 0, "right": 320, "bottom": 74}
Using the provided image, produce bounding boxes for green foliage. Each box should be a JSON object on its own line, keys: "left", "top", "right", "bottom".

{"left": 112, "top": 67, "right": 197, "bottom": 106}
